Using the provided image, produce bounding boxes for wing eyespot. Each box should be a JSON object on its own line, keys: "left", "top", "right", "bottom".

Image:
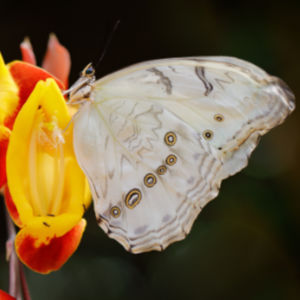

{"left": 157, "top": 165, "right": 167, "bottom": 175}
{"left": 166, "top": 154, "right": 177, "bottom": 166}
{"left": 164, "top": 132, "right": 177, "bottom": 146}
{"left": 214, "top": 114, "right": 224, "bottom": 122}
{"left": 144, "top": 173, "right": 157, "bottom": 187}
{"left": 203, "top": 130, "right": 214, "bottom": 140}
{"left": 110, "top": 206, "right": 121, "bottom": 218}
{"left": 125, "top": 188, "right": 142, "bottom": 209}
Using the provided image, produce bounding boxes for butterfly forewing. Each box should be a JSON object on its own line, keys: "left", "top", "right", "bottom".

{"left": 72, "top": 56, "right": 295, "bottom": 253}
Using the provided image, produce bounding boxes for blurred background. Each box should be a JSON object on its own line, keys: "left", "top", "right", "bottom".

{"left": 0, "top": 0, "right": 299, "bottom": 299}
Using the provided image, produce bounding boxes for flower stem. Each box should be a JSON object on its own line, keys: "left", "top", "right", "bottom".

{"left": 5, "top": 204, "right": 31, "bottom": 300}
{"left": 19, "top": 262, "right": 31, "bottom": 300}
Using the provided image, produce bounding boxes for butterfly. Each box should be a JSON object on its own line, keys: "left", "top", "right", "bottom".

{"left": 67, "top": 56, "right": 295, "bottom": 253}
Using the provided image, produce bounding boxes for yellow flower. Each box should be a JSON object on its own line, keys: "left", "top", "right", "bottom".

{"left": 5, "top": 75, "right": 90, "bottom": 274}
{"left": 1, "top": 36, "right": 90, "bottom": 274}
{"left": 0, "top": 54, "right": 19, "bottom": 187}
{"left": 0, "top": 54, "right": 19, "bottom": 139}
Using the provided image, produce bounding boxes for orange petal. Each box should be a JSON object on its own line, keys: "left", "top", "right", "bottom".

{"left": 4, "top": 186, "right": 22, "bottom": 227}
{"left": 8, "top": 61, "right": 65, "bottom": 106}
{"left": 20, "top": 37, "right": 37, "bottom": 65}
{"left": 42, "top": 34, "right": 71, "bottom": 88}
{"left": 0, "top": 290, "right": 16, "bottom": 300}
{"left": 0, "top": 136, "right": 8, "bottom": 188}
{"left": 15, "top": 219, "right": 86, "bottom": 274}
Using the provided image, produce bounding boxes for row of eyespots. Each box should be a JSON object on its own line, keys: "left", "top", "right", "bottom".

{"left": 111, "top": 152, "right": 178, "bottom": 216}
{"left": 111, "top": 113, "right": 224, "bottom": 218}
{"left": 143, "top": 153, "right": 178, "bottom": 189}
{"left": 111, "top": 188, "right": 143, "bottom": 218}
{"left": 203, "top": 113, "right": 224, "bottom": 140}
{"left": 110, "top": 132, "right": 179, "bottom": 218}
{"left": 112, "top": 114, "right": 224, "bottom": 217}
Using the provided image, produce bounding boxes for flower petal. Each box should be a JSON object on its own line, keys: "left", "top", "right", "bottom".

{"left": 6, "top": 79, "right": 70, "bottom": 225}
{"left": 8, "top": 61, "right": 65, "bottom": 105}
{"left": 1, "top": 58, "right": 66, "bottom": 188}
{"left": 20, "top": 37, "right": 37, "bottom": 65}
{"left": 0, "top": 53, "right": 19, "bottom": 188}
{"left": 15, "top": 218, "right": 86, "bottom": 274}
{"left": 0, "top": 53, "right": 19, "bottom": 129}
{"left": 0, "top": 290, "right": 16, "bottom": 300}
{"left": 4, "top": 186, "right": 22, "bottom": 227}
{"left": 42, "top": 34, "right": 71, "bottom": 88}
{"left": 0, "top": 136, "right": 8, "bottom": 188}
{"left": 7, "top": 77, "right": 90, "bottom": 226}
{"left": 61, "top": 126, "right": 92, "bottom": 213}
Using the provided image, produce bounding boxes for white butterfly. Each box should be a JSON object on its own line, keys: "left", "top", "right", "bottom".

{"left": 68, "top": 57, "right": 295, "bottom": 253}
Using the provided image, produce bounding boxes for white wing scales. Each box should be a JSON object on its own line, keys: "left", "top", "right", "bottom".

{"left": 72, "top": 56, "right": 295, "bottom": 253}
{"left": 74, "top": 99, "right": 222, "bottom": 252}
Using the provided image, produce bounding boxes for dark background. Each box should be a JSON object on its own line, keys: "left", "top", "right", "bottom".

{"left": 0, "top": 0, "right": 299, "bottom": 299}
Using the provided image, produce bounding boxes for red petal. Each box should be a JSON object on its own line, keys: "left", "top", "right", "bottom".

{"left": 42, "top": 34, "right": 71, "bottom": 88}
{"left": 4, "top": 185, "right": 22, "bottom": 227}
{"left": 9, "top": 62, "right": 65, "bottom": 108}
{"left": 20, "top": 37, "right": 37, "bottom": 65}
{"left": 0, "top": 137, "right": 8, "bottom": 188}
{"left": 16, "top": 219, "right": 86, "bottom": 274}
{"left": 0, "top": 290, "right": 16, "bottom": 300}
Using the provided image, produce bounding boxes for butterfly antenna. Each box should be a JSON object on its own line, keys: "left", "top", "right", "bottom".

{"left": 95, "top": 20, "right": 121, "bottom": 69}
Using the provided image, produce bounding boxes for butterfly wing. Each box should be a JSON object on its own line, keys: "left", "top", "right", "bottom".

{"left": 73, "top": 56, "right": 294, "bottom": 253}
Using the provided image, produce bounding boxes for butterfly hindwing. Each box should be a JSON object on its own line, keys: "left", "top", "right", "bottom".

{"left": 73, "top": 98, "right": 222, "bottom": 252}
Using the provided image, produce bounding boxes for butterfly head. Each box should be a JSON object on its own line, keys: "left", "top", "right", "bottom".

{"left": 81, "top": 63, "right": 95, "bottom": 78}
{"left": 66, "top": 63, "right": 96, "bottom": 105}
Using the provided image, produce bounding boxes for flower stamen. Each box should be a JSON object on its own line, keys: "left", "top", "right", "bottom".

{"left": 49, "top": 135, "right": 64, "bottom": 215}
{"left": 28, "top": 122, "right": 46, "bottom": 216}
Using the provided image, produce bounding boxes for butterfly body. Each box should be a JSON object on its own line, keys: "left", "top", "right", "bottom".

{"left": 70, "top": 57, "right": 295, "bottom": 253}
